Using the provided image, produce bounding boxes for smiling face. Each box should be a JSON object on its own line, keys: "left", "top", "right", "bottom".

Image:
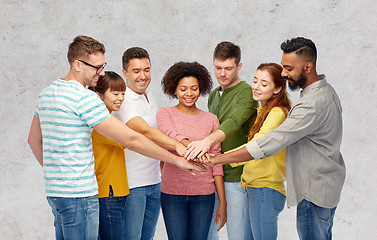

{"left": 100, "top": 88, "right": 125, "bottom": 113}
{"left": 213, "top": 58, "right": 242, "bottom": 90}
{"left": 77, "top": 52, "right": 106, "bottom": 87}
{"left": 252, "top": 69, "right": 282, "bottom": 106}
{"left": 175, "top": 76, "right": 200, "bottom": 109}
{"left": 123, "top": 58, "right": 151, "bottom": 95}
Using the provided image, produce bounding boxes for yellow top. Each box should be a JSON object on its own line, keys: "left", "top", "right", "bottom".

{"left": 229, "top": 107, "right": 287, "bottom": 195}
{"left": 92, "top": 129, "right": 129, "bottom": 198}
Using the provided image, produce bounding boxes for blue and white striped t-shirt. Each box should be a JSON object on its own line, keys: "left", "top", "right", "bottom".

{"left": 35, "top": 79, "right": 110, "bottom": 197}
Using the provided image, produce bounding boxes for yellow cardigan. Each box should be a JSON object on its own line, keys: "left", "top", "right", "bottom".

{"left": 92, "top": 129, "right": 129, "bottom": 198}
{"left": 229, "top": 107, "right": 287, "bottom": 195}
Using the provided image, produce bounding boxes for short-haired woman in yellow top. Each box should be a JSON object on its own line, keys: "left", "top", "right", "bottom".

{"left": 230, "top": 63, "right": 291, "bottom": 239}
{"left": 90, "top": 71, "right": 129, "bottom": 240}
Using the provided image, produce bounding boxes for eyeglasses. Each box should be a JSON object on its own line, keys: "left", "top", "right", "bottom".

{"left": 78, "top": 60, "right": 107, "bottom": 75}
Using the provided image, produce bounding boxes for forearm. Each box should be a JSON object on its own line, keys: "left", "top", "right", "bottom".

{"left": 212, "top": 146, "right": 254, "bottom": 165}
{"left": 214, "top": 175, "right": 226, "bottom": 206}
{"left": 144, "top": 128, "right": 184, "bottom": 152}
{"left": 204, "top": 129, "right": 226, "bottom": 147}
{"left": 28, "top": 115, "right": 43, "bottom": 166}
{"left": 95, "top": 116, "right": 180, "bottom": 165}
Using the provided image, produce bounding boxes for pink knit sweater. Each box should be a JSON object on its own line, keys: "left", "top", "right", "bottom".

{"left": 156, "top": 106, "right": 223, "bottom": 195}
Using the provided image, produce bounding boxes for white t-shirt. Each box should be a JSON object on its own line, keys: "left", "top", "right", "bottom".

{"left": 112, "top": 87, "right": 161, "bottom": 189}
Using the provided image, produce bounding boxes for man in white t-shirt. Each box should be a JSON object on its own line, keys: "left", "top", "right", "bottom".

{"left": 112, "top": 47, "right": 187, "bottom": 240}
{"left": 28, "top": 36, "right": 204, "bottom": 240}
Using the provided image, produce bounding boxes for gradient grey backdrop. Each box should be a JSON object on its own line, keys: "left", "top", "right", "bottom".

{"left": 1, "top": 1, "right": 376, "bottom": 239}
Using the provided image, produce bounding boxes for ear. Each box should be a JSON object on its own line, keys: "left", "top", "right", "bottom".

{"left": 122, "top": 69, "right": 128, "bottom": 79}
{"left": 73, "top": 60, "right": 81, "bottom": 72}
{"left": 237, "top": 62, "right": 243, "bottom": 71}
{"left": 304, "top": 62, "right": 313, "bottom": 74}
{"left": 274, "top": 86, "right": 282, "bottom": 95}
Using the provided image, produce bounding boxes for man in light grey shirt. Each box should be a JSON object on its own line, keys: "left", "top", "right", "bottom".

{"left": 207, "top": 37, "right": 345, "bottom": 240}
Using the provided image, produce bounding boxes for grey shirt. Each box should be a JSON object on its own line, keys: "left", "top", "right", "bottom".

{"left": 246, "top": 75, "right": 346, "bottom": 208}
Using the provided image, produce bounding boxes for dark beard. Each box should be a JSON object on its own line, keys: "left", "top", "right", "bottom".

{"left": 286, "top": 73, "right": 307, "bottom": 91}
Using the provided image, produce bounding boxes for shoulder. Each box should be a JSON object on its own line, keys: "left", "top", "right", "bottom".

{"left": 265, "top": 107, "right": 288, "bottom": 123}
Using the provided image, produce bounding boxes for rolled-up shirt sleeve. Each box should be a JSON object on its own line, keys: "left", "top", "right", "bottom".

{"left": 246, "top": 101, "right": 320, "bottom": 160}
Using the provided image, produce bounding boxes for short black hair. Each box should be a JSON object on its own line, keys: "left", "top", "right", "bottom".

{"left": 122, "top": 47, "right": 150, "bottom": 70}
{"left": 281, "top": 37, "right": 317, "bottom": 65}
{"left": 161, "top": 62, "right": 212, "bottom": 98}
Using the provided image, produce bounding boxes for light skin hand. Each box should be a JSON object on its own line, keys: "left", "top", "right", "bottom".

{"left": 185, "top": 129, "right": 225, "bottom": 160}
{"left": 214, "top": 175, "right": 227, "bottom": 231}
{"left": 175, "top": 142, "right": 187, "bottom": 157}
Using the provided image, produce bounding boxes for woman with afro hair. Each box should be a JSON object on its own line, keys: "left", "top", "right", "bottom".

{"left": 156, "top": 62, "right": 226, "bottom": 240}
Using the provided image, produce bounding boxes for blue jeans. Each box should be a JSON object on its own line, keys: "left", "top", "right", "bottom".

{"left": 123, "top": 182, "right": 161, "bottom": 240}
{"left": 224, "top": 182, "right": 252, "bottom": 240}
{"left": 98, "top": 186, "right": 128, "bottom": 240}
{"left": 47, "top": 195, "right": 99, "bottom": 240}
{"left": 247, "top": 187, "right": 286, "bottom": 240}
{"left": 161, "top": 192, "right": 215, "bottom": 240}
{"left": 207, "top": 190, "right": 220, "bottom": 240}
{"left": 296, "top": 199, "right": 337, "bottom": 240}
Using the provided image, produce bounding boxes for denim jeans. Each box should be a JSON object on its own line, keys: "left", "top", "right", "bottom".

{"left": 161, "top": 192, "right": 215, "bottom": 240}
{"left": 247, "top": 187, "right": 286, "bottom": 240}
{"left": 123, "top": 182, "right": 161, "bottom": 240}
{"left": 224, "top": 182, "right": 252, "bottom": 240}
{"left": 296, "top": 199, "right": 337, "bottom": 240}
{"left": 47, "top": 195, "right": 99, "bottom": 240}
{"left": 207, "top": 190, "right": 220, "bottom": 240}
{"left": 98, "top": 186, "right": 128, "bottom": 240}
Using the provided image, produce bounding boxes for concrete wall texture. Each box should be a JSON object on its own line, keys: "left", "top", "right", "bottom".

{"left": 1, "top": 0, "right": 376, "bottom": 239}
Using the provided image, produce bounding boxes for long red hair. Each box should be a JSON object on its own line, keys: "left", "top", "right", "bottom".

{"left": 248, "top": 63, "right": 291, "bottom": 140}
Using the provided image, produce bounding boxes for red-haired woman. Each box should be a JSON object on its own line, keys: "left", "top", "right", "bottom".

{"left": 229, "top": 63, "right": 291, "bottom": 239}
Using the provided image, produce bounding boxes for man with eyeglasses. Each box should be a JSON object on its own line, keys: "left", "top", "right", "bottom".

{"left": 27, "top": 35, "right": 206, "bottom": 240}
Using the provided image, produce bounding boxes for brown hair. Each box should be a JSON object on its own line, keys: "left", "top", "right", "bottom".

{"left": 161, "top": 61, "right": 212, "bottom": 98}
{"left": 67, "top": 35, "right": 105, "bottom": 65}
{"left": 248, "top": 63, "right": 291, "bottom": 140}
{"left": 89, "top": 71, "right": 126, "bottom": 95}
{"left": 213, "top": 41, "right": 241, "bottom": 65}
{"left": 122, "top": 47, "right": 150, "bottom": 71}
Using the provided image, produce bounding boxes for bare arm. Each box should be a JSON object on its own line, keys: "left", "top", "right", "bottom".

{"left": 214, "top": 175, "right": 227, "bottom": 231}
{"left": 126, "top": 116, "right": 187, "bottom": 156}
{"left": 94, "top": 116, "right": 205, "bottom": 174}
{"left": 209, "top": 146, "right": 254, "bottom": 166}
{"left": 185, "top": 129, "right": 226, "bottom": 160}
{"left": 28, "top": 115, "right": 43, "bottom": 166}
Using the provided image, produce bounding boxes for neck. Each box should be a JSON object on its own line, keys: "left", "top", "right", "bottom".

{"left": 221, "top": 77, "right": 241, "bottom": 91}
{"left": 62, "top": 70, "right": 83, "bottom": 86}
{"left": 302, "top": 73, "right": 322, "bottom": 89}
{"left": 175, "top": 104, "right": 200, "bottom": 115}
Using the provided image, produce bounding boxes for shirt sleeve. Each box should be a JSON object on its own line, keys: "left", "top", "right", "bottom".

{"left": 77, "top": 91, "right": 110, "bottom": 127}
{"left": 156, "top": 107, "right": 188, "bottom": 142}
{"left": 229, "top": 107, "right": 286, "bottom": 167}
{"left": 246, "top": 100, "right": 320, "bottom": 160}
{"left": 217, "top": 87, "right": 258, "bottom": 138}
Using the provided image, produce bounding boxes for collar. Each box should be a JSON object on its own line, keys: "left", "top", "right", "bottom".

{"left": 301, "top": 74, "right": 327, "bottom": 97}
{"left": 216, "top": 80, "right": 245, "bottom": 94}
{"left": 126, "top": 86, "right": 150, "bottom": 101}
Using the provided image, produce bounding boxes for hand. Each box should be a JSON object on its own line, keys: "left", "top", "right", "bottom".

{"left": 195, "top": 153, "right": 213, "bottom": 163}
{"left": 175, "top": 142, "right": 187, "bottom": 157}
{"left": 175, "top": 157, "right": 207, "bottom": 175}
{"left": 216, "top": 203, "right": 227, "bottom": 231}
{"left": 185, "top": 139, "right": 211, "bottom": 160}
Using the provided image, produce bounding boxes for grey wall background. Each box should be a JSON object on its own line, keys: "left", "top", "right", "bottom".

{"left": 1, "top": 0, "right": 376, "bottom": 239}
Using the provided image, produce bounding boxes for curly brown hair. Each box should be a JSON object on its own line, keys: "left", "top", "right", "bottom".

{"left": 161, "top": 62, "right": 212, "bottom": 98}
